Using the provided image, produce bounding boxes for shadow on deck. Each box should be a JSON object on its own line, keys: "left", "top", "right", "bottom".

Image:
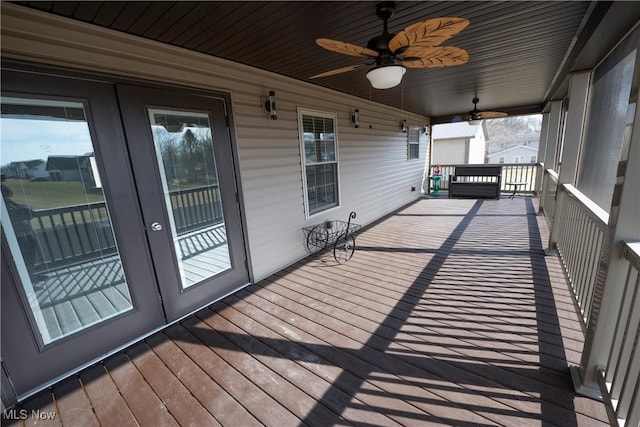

{"left": 3, "top": 197, "right": 609, "bottom": 426}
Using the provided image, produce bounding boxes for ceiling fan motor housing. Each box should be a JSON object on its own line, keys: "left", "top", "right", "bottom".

{"left": 368, "top": 2, "right": 400, "bottom": 65}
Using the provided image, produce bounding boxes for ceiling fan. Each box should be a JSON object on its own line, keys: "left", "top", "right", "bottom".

{"left": 310, "top": 1, "right": 469, "bottom": 89}
{"left": 467, "top": 97, "right": 507, "bottom": 124}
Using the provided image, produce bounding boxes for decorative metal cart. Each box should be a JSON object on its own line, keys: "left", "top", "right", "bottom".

{"left": 302, "top": 211, "right": 362, "bottom": 263}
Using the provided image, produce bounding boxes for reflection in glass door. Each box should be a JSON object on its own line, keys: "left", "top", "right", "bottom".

{"left": 0, "top": 97, "right": 133, "bottom": 344}
{"left": 148, "top": 109, "right": 231, "bottom": 289}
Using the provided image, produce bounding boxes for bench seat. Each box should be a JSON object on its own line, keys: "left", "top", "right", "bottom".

{"left": 448, "top": 166, "right": 502, "bottom": 199}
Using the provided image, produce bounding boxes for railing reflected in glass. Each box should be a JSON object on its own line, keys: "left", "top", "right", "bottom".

{"left": 0, "top": 97, "right": 133, "bottom": 344}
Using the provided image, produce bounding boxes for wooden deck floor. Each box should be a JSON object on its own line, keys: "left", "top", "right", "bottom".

{"left": 3, "top": 197, "right": 610, "bottom": 426}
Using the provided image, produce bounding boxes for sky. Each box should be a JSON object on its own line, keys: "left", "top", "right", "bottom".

{"left": 1, "top": 118, "right": 94, "bottom": 166}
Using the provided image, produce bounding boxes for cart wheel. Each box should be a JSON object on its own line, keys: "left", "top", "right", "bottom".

{"left": 334, "top": 233, "right": 355, "bottom": 263}
{"left": 306, "top": 225, "right": 329, "bottom": 253}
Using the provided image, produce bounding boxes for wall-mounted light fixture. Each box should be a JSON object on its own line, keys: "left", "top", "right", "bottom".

{"left": 351, "top": 109, "right": 360, "bottom": 128}
{"left": 263, "top": 90, "right": 277, "bottom": 120}
{"left": 400, "top": 119, "right": 407, "bottom": 133}
{"left": 423, "top": 125, "right": 429, "bottom": 136}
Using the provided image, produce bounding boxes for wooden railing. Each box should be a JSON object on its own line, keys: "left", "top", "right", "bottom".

{"left": 596, "top": 241, "right": 640, "bottom": 426}
{"left": 427, "top": 162, "right": 541, "bottom": 194}
{"left": 554, "top": 184, "right": 610, "bottom": 325}
{"left": 29, "top": 185, "right": 223, "bottom": 270}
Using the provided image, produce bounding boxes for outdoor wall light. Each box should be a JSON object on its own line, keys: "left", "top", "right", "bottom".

{"left": 400, "top": 119, "right": 407, "bottom": 133}
{"left": 351, "top": 109, "right": 360, "bottom": 128}
{"left": 263, "top": 90, "right": 277, "bottom": 120}
{"left": 423, "top": 125, "right": 429, "bottom": 136}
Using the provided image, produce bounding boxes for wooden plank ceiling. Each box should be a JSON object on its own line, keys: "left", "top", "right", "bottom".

{"left": 14, "top": 1, "right": 617, "bottom": 121}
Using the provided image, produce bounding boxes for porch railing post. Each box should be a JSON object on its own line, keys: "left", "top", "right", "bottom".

{"left": 534, "top": 162, "right": 544, "bottom": 202}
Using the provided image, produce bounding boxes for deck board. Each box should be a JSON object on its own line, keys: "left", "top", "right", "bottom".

{"left": 79, "top": 364, "right": 137, "bottom": 427}
{"left": 146, "top": 333, "right": 263, "bottom": 427}
{"left": 3, "top": 197, "right": 610, "bottom": 426}
{"left": 103, "top": 353, "right": 179, "bottom": 426}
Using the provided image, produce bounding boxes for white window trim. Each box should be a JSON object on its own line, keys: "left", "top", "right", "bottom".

{"left": 297, "top": 108, "right": 340, "bottom": 219}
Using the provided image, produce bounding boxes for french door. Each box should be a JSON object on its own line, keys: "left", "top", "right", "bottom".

{"left": 1, "top": 69, "right": 248, "bottom": 397}
{"left": 116, "top": 85, "right": 248, "bottom": 321}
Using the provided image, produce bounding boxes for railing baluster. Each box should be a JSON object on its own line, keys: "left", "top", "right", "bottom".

{"left": 70, "top": 209, "right": 88, "bottom": 255}
{"left": 35, "top": 215, "right": 55, "bottom": 264}
{"left": 58, "top": 211, "right": 77, "bottom": 258}
{"left": 80, "top": 208, "right": 97, "bottom": 253}
{"left": 585, "top": 225, "right": 603, "bottom": 324}
{"left": 614, "top": 270, "right": 640, "bottom": 416}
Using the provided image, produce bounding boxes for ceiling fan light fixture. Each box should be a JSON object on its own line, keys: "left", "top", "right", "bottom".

{"left": 468, "top": 118, "right": 483, "bottom": 125}
{"left": 366, "top": 65, "right": 406, "bottom": 89}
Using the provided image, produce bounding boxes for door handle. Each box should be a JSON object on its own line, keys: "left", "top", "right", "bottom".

{"left": 150, "top": 222, "right": 163, "bottom": 232}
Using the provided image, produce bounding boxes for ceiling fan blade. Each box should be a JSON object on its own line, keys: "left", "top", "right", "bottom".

{"left": 316, "top": 38, "right": 379, "bottom": 58}
{"left": 389, "top": 17, "right": 470, "bottom": 53}
{"left": 402, "top": 46, "right": 469, "bottom": 68}
{"left": 309, "top": 64, "right": 364, "bottom": 79}
{"left": 479, "top": 111, "right": 508, "bottom": 119}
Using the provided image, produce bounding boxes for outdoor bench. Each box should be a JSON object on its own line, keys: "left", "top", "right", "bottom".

{"left": 448, "top": 165, "right": 502, "bottom": 199}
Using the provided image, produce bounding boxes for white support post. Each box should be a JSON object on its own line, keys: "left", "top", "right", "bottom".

{"left": 535, "top": 113, "right": 549, "bottom": 204}
{"left": 549, "top": 72, "right": 591, "bottom": 250}
{"left": 539, "top": 101, "right": 563, "bottom": 214}
{"left": 572, "top": 97, "right": 640, "bottom": 398}
{"left": 543, "top": 100, "right": 564, "bottom": 171}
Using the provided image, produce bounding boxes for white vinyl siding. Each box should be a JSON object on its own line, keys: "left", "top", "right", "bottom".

{"left": 486, "top": 146, "right": 539, "bottom": 164}
{"left": 299, "top": 110, "right": 339, "bottom": 216}
{"left": 2, "top": 4, "right": 429, "bottom": 282}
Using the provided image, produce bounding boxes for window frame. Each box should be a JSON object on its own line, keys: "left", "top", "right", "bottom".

{"left": 407, "top": 126, "right": 420, "bottom": 160}
{"left": 297, "top": 108, "right": 340, "bottom": 218}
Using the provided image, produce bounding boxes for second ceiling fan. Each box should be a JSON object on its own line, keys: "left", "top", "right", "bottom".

{"left": 467, "top": 97, "right": 508, "bottom": 124}
{"left": 310, "top": 2, "right": 470, "bottom": 89}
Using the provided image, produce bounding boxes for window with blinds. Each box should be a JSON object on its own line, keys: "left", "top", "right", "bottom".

{"left": 298, "top": 109, "right": 339, "bottom": 216}
{"left": 408, "top": 127, "right": 420, "bottom": 160}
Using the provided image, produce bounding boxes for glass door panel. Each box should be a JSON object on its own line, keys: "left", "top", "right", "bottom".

{"left": 147, "top": 108, "right": 231, "bottom": 289}
{"left": 1, "top": 97, "right": 133, "bottom": 345}
{"left": 116, "top": 84, "right": 249, "bottom": 321}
